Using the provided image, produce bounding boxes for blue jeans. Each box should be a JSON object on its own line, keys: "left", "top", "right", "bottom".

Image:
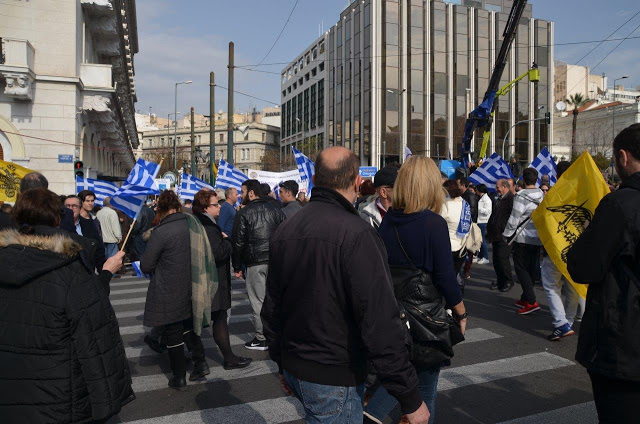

{"left": 477, "top": 223, "right": 489, "bottom": 260}
{"left": 364, "top": 367, "right": 440, "bottom": 424}
{"left": 104, "top": 243, "right": 119, "bottom": 259}
{"left": 283, "top": 370, "right": 365, "bottom": 423}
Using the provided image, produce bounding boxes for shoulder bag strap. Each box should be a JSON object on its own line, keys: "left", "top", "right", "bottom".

{"left": 394, "top": 225, "right": 418, "bottom": 269}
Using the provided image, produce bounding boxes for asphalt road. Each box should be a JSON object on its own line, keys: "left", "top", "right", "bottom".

{"left": 107, "top": 261, "right": 597, "bottom": 424}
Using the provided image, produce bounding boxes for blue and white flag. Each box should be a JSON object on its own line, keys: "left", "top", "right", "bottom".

{"left": 292, "top": 147, "right": 315, "bottom": 193}
{"left": 529, "top": 147, "right": 558, "bottom": 187}
{"left": 468, "top": 152, "right": 514, "bottom": 192}
{"left": 404, "top": 146, "right": 413, "bottom": 161}
{"left": 456, "top": 199, "right": 472, "bottom": 238}
{"left": 214, "top": 159, "right": 248, "bottom": 192}
{"left": 132, "top": 261, "right": 151, "bottom": 279}
{"left": 75, "top": 176, "right": 118, "bottom": 206}
{"left": 111, "top": 158, "right": 161, "bottom": 219}
{"left": 180, "top": 173, "right": 214, "bottom": 201}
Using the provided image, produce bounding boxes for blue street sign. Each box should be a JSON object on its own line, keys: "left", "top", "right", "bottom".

{"left": 359, "top": 166, "right": 378, "bottom": 178}
{"left": 58, "top": 154, "right": 74, "bottom": 163}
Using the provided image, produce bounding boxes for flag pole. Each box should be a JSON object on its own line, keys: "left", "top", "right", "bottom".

{"left": 120, "top": 158, "right": 164, "bottom": 253}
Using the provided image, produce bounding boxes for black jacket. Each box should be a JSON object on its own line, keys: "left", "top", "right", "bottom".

{"left": 231, "top": 197, "right": 286, "bottom": 270}
{"left": 0, "top": 227, "right": 134, "bottom": 423}
{"left": 0, "top": 211, "right": 14, "bottom": 230}
{"left": 462, "top": 189, "right": 479, "bottom": 222}
{"left": 194, "top": 212, "right": 233, "bottom": 311}
{"left": 261, "top": 187, "right": 422, "bottom": 415}
{"left": 140, "top": 213, "right": 192, "bottom": 327}
{"left": 486, "top": 192, "right": 514, "bottom": 242}
{"left": 78, "top": 216, "right": 106, "bottom": 272}
{"left": 568, "top": 172, "right": 640, "bottom": 382}
{"left": 131, "top": 205, "right": 154, "bottom": 260}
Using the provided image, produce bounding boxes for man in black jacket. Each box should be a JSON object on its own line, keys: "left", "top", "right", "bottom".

{"left": 232, "top": 179, "right": 286, "bottom": 351}
{"left": 567, "top": 123, "right": 640, "bottom": 423}
{"left": 261, "top": 147, "right": 429, "bottom": 424}
{"left": 486, "top": 179, "right": 515, "bottom": 291}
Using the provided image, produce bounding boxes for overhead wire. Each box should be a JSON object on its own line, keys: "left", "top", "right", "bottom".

{"left": 248, "top": 0, "right": 300, "bottom": 70}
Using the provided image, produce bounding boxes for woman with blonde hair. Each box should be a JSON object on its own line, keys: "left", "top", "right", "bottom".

{"left": 365, "top": 156, "right": 467, "bottom": 424}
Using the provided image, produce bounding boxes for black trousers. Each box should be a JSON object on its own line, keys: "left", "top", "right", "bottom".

{"left": 590, "top": 371, "right": 639, "bottom": 423}
{"left": 512, "top": 243, "right": 540, "bottom": 304}
{"left": 491, "top": 240, "right": 513, "bottom": 289}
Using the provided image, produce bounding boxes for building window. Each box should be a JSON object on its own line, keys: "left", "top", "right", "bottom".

{"left": 262, "top": 133, "right": 265, "bottom": 142}
{"left": 317, "top": 79, "right": 325, "bottom": 126}
{"left": 319, "top": 62, "right": 325, "bottom": 72}
{"left": 312, "top": 67, "right": 317, "bottom": 77}
{"left": 219, "top": 134, "right": 223, "bottom": 142}
{"left": 282, "top": 73, "right": 287, "bottom": 84}
{"left": 319, "top": 41, "right": 325, "bottom": 54}
{"left": 244, "top": 132, "right": 249, "bottom": 141}
{"left": 311, "top": 84, "right": 317, "bottom": 129}
{"left": 306, "top": 53, "right": 310, "bottom": 64}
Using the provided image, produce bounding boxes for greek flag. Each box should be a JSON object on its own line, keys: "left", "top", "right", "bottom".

{"left": 214, "top": 159, "right": 248, "bottom": 192}
{"left": 111, "top": 159, "right": 161, "bottom": 219}
{"left": 292, "top": 146, "right": 315, "bottom": 192}
{"left": 75, "top": 176, "right": 118, "bottom": 206}
{"left": 404, "top": 146, "right": 413, "bottom": 161}
{"left": 468, "top": 152, "right": 514, "bottom": 192}
{"left": 180, "top": 172, "right": 213, "bottom": 201}
{"left": 132, "top": 261, "right": 151, "bottom": 279}
{"left": 529, "top": 147, "right": 558, "bottom": 187}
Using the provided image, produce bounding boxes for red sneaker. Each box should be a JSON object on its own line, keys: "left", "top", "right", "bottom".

{"left": 515, "top": 299, "right": 526, "bottom": 308}
{"left": 517, "top": 302, "right": 541, "bottom": 315}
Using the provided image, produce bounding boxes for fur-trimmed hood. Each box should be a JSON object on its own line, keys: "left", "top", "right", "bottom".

{"left": 0, "top": 228, "right": 82, "bottom": 286}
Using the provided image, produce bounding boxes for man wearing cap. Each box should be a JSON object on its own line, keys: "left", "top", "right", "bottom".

{"left": 359, "top": 166, "right": 397, "bottom": 229}
{"left": 279, "top": 180, "right": 303, "bottom": 219}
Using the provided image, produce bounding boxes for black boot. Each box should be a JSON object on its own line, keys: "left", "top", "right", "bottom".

{"left": 184, "top": 331, "right": 210, "bottom": 381}
{"left": 167, "top": 345, "right": 187, "bottom": 391}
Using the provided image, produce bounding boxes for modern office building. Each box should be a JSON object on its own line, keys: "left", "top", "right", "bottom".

{"left": 280, "top": 35, "right": 327, "bottom": 161}
{"left": 281, "top": 0, "right": 554, "bottom": 167}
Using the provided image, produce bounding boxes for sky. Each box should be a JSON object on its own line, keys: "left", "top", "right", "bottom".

{"left": 133, "top": 0, "right": 640, "bottom": 118}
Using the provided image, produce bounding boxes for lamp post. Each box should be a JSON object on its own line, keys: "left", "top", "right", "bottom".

{"left": 612, "top": 75, "right": 628, "bottom": 142}
{"left": 536, "top": 105, "right": 545, "bottom": 155}
{"left": 168, "top": 112, "right": 180, "bottom": 163}
{"left": 386, "top": 88, "right": 406, "bottom": 164}
{"left": 174, "top": 80, "right": 193, "bottom": 170}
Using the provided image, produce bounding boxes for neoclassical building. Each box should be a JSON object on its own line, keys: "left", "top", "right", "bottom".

{"left": 0, "top": 0, "right": 139, "bottom": 195}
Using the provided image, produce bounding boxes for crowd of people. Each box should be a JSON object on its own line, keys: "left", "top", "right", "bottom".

{"left": 0, "top": 123, "right": 638, "bottom": 423}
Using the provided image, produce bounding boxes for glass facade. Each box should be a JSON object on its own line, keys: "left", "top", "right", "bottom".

{"left": 282, "top": 0, "right": 552, "bottom": 166}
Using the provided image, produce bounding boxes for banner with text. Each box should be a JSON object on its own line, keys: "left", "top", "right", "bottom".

{"left": 247, "top": 169, "right": 307, "bottom": 194}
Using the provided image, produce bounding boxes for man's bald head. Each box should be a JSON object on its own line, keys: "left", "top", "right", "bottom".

{"left": 314, "top": 147, "right": 360, "bottom": 191}
{"left": 20, "top": 172, "right": 48, "bottom": 193}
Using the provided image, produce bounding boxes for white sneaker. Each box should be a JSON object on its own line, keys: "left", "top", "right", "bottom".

{"left": 477, "top": 258, "right": 490, "bottom": 265}
{"left": 472, "top": 257, "right": 479, "bottom": 263}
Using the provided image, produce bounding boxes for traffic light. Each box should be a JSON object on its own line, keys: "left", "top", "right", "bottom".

{"left": 544, "top": 112, "right": 551, "bottom": 125}
{"left": 74, "top": 160, "right": 84, "bottom": 178}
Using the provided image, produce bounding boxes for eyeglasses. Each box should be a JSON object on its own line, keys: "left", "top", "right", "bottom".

{"left": 208, "top": 203, "right": 220, "bottom": 208}
{"left": 541, "top": 189, "right": 549, "bottom": 193}
{"left": 65, "top": 204, "right": 80, "bottom": 209}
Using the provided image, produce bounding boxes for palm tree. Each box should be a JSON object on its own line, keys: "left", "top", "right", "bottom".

{"left": 564, "top": 94, "right": 590, "bottom": 159}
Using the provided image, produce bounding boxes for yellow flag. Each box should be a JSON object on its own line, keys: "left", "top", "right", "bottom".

{"left": 211, "top": 160, "right": 218, "bottom": 179}
{"left": 0, "top": 160, "right": 35, "bottom": 203}
{"left": 532, "top": 152, "right": 610, "bottom": 298}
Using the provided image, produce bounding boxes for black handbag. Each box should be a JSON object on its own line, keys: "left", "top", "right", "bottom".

{"left": 390, "top": 226, "right": 465, "bottom": 369}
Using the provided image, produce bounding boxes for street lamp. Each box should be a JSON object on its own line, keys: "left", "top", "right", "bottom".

{"left": 386, "top": 88, "right": 406, "bottom": 165}
{"left": 613, "top": 75, "right": 628, "bottom": 142}
{"left": 168, "top": 112, "right": 180, "bottom": 155}
{"left": 537, "top": 105, "right": 545, "bottom": 155}
{"left": 174, "top": 80, "right": 193, "bottom": 170}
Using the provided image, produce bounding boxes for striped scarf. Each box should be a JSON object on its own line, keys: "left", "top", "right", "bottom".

{"left": 185, "top": 213, "right": 218, "bottom": 336}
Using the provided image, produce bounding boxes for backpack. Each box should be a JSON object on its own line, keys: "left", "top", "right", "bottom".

{"left": 463, "top": 222, "right": 483, "bottom": 254}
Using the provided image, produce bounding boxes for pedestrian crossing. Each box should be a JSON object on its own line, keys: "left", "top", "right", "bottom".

{"left": 107, "top": 274, "right": 595, "bottom": 424}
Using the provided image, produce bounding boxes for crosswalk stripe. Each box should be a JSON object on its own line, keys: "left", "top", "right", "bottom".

{"left": 110, "top": 287, "right": 149, "bottom": 296}
{"left": 496, "top": 401, "right": 597, "bottom": 424}
{"left": 110, "top": 280, "right": 150, "bottom": 287}
{"left": 458, "top": 328, "right": 502, "bottom": 344}
{"left": 122, "top": 396, "right": 305, "bottom": 424}
{"left": 114, "top": 300, "right": 250, "bottom": 318}
{"left": 124, "top": 333, "right": 254, "bottom": 360}
{"left": 126, "top": 328, "right": 502, "bottom": 390}
{"left": 437, "top": 352, "right": 574, "bottom": 391}
{"left": 119, "top": 314, "right": 252, "bottom": 336}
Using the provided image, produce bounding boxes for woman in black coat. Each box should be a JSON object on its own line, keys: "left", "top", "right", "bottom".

{"left": 0, "top": 188, "right": 133, "bottom": 423}
{"left": 140, "top": 190, "right": 209, "bottom": 390}
{"left": 192, "top": 189, "right": 251, "bottom": 369}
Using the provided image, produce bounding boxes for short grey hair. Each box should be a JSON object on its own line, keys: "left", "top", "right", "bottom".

{"left": 224, "top": 187, "right": 237, "bottom": 199}
{"left": 20, "top": 172, "right": 48, "bottom": 193}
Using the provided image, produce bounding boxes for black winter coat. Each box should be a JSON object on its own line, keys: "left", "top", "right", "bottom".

{"left": 194, "top": 212, "right": 233, "bottom": 311}
{"left": 231, "top": 197, "right": 286, "bottom": 270}
{"left": 486, "top": 192, "right": 514, "bottom": 242}
{"left": 568, "top": 172, "right": 640, "bottom": 382}
{"left": 0, "top": 227, "right": 134, "bottom": 423}
{"left": 140, "top": 213, "right": 192, "bottom": 327}
{"left": 78, "top": 216, "right": 106, "bottom": 271}
{"left": 261, "top": 187, "right": 422, "bottom": 415}
{"left": 462, "top": 189, "right": 479, "bottom": 222}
